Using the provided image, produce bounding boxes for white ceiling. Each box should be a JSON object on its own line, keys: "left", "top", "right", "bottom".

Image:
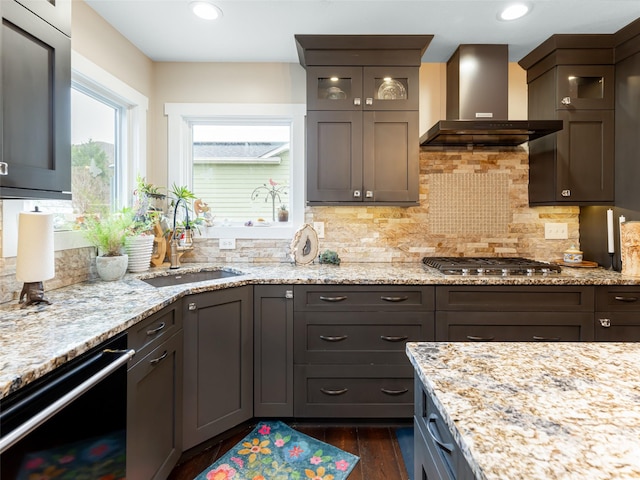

{"left": 84, "top": 0, "right": 640, "bottom": 63}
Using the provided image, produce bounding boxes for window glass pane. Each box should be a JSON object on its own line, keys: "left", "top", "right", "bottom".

{"left": 71, "top": 87, "right": 118, "bottom": 217}
{"left": 192, "top": 123, "right": 291, "bottom": 223}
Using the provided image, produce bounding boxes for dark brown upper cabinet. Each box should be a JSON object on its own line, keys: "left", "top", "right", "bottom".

{"left": 14, "top": 0, "right": 71, "bottom": 35}
{"left": 1, "top": 0, "right": 71, "bottom": 200}
{"left": 296, "top": 35, "right": 432, "bottom": 206}
{"left": 520, "top": 35, "right": 615, "bottom": 206}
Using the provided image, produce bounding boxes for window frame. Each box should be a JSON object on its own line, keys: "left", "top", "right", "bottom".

{"left": 165, "top": 102, "right": 306, "bottom": 239}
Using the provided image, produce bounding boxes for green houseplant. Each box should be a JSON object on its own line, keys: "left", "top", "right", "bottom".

{"left": 84, "top": 209, "right": 134, "bottom": 281}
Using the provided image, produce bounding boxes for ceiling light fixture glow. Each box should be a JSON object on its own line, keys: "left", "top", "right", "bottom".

{"left": 190, "top": 0, "right": 222, "bottom": 20}
{"left": 499, "top": 3, "right": 530, "bottom": 21}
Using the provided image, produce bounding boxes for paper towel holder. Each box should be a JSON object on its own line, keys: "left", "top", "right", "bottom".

{"left": 17, "top": 206, "right": 54, "bottom": 307}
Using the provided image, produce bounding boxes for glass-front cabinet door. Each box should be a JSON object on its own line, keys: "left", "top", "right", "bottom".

{"left": 363, "top": 66, "right": 418, "bottom": 111}
{"left": 306, "top": 66, "right": 363, "bottom": 111}
{"left": 556, "top": 65, "right": 614, "bottom": 110}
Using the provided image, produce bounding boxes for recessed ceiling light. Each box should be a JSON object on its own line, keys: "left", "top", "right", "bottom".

{"left": 499, "top": 3, "right": 530, "bottom": 21}
{"left": 190, "top": 0, "right": 223, "bottom": 20}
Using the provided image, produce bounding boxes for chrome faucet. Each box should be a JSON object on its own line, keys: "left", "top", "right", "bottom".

{"left": 169, "top": 198, "right": 193, "bottom": 269}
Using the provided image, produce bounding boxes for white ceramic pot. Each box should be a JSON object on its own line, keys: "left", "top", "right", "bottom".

{"left": 96, "top": 254, "right": 129, "bottom": 281}
{"left": 126, "top": 235, "right": 155, "bottom": 273}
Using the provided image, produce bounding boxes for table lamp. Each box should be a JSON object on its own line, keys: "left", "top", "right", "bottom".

{"left": 16, "top": 207, "right": 55, "bottom": 307}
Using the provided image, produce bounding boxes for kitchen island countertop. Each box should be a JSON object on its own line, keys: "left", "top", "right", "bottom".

{"left": 406, "top": 341, "right": 640, "bottom": 479}
{"left": 1, "top": 261, "right": 637, "bottom": 399}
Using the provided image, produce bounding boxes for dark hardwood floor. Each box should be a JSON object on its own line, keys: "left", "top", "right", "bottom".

{"left": 167, "top": 421, "right": 412, "bottom": 480}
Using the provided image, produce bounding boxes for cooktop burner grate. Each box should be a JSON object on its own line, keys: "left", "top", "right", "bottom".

{"left": 422, "top": 257, "right": 561, "bottom": 276}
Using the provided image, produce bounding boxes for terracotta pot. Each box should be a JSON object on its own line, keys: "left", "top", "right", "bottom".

{"left": 278, "top": 210, "right": 289, "bottom": 222}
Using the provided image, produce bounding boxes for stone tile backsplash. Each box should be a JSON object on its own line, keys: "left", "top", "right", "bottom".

{"left": 0, "top": 147, "right": 579, "bottom": 304}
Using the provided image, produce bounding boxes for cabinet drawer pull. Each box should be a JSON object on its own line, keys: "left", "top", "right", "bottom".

{"left": 319, "top": 295, "right": 348, "bottom": 302}
{"left": 146, "top": 322, "right": 166, "bottom": 336}
{"left": 614, "top": 295, "right": 638, "bottom": 303}
{"left": 381, "top": 388, "right": 409, "bottom": 396}
{"left": 380, "top": 296, "right": 409, "bottom": 302}
{"left": 466, "top": 335, "right": 494, "bottom": 342}
{"left": 380, "top": 335, "right": 408, "bottom": 342}
{"left": 149, "top": 350, "right": 168, "bottom": 365}
{"left": 320, "top": 387, "right": 348, "bottom": 396}
{"left": 319, "top": 335, "right": 348, "bottom": 342}
{"left": 532, "top": 336, "right": 560, "bottom": 341}
{"left": 427, "top": 414, "right": 453, "bottom": 454}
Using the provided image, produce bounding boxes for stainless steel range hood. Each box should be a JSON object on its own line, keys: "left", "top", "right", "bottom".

{"left": 420, "top": 44, "right": 562, "bottom": 146}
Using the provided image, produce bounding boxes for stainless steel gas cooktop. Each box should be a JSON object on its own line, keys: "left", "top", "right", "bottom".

{"left": 422, "top": 257, "right": 562, "bottom": 276}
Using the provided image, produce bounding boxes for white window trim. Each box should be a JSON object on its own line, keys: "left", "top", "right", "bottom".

{"left": 2, "top": 52, "right": 148, "bottom": 257}
{"left": 165, "top": 103, "right": 306, "bottom": 240}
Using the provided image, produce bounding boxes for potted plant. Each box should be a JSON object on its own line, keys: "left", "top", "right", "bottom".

{"left": 83, "top": 209, "right": 134, "bottom": 281}
{"left": 277, "top": 204, "right": 289, "bottom": 222}
{"left": 251, "top": 178, "right": 288, "bottom": 222}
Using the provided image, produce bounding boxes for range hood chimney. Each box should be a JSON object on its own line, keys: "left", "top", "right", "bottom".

{"left": 420, "top": 44, "right": 562, "bottom": 146}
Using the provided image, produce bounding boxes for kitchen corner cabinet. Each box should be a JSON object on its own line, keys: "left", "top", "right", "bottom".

{"left": 0, "top": 0, "right": 71, "bottom": 200}
{"left": 293, "top": 285, "right": 434, "bottom": 418}
{"left": 253, "top": 285, "right": 294, "bottom": 417}
{"left": 182, "top": 287, "right": 253, "bottom": 450}
{"left": 296, "top": 35, "right": 431, "bottom": 206}
{"left": 595, "top": 286, "right": 640, "bottom": 341}
{"left": 435, "top": 285, "right": 595, "bottom": 341}
{"left": 520, "top": 39, "right": 615, "bottom": 205}
{"left": 127, "top": 303, "right": 183, "bottom": 480}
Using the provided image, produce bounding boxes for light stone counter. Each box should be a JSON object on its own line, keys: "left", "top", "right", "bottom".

{"left": 406, "top": 342, "right": 640, "bottom": 479}
{"left": 0, "top": 261, "right": 638, "bottom": 399}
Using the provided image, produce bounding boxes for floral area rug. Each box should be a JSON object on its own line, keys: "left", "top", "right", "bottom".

{"left": 195, "top": 421, "right": 359, "bottom": 480}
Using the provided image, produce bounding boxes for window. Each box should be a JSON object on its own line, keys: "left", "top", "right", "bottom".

{"left": 1, "top": 52, "right": 148, "bottom": 258}
{"left": 166, "top": 103, "right": 305, "bottom": 239}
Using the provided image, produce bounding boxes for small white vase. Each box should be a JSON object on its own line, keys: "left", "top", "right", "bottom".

{"left": 96, "top": 254, "right": 129, "bottom": 281}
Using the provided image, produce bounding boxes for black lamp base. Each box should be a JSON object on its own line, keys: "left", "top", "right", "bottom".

{"left": 19, "top": 281, "right": 52, "bottom": 308}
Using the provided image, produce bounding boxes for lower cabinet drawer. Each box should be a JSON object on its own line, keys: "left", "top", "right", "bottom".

{"left": 294, "top": 365, "right": 414, "bottom": 418}
{"left": 295, "top": 311, "right": 432, "bottom": 364}
{"left": 436, "top": 311, "right": 593, "bottom": 341}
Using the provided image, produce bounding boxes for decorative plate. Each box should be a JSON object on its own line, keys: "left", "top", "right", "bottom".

{"left": 290, "top": 224, "right": 319, "bottom": 265}
{"left": 377, "top": 79, "right": 407, "bottom": 100}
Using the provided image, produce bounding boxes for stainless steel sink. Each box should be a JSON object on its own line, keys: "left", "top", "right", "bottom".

{"left": 142, "top": 269, "right": 242, "bottom": 287}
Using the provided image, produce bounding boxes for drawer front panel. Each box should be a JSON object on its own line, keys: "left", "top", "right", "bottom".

{"left": 295, "top": 311, "right": 433, "bottom": 364}
{"left": 294, "top": 365, "right": 413, "bottom": 417}
{"left": 595, "top": 312, "right": 640, "bottom": 341}
{"left": 436, "top": 312, "right": 593, "bottom": 341}
{"left": 595, "top": 286, "right": 640, "bottom": 311}
{"left": 129, "top": 304, "right": 182, "bottom": 363}
{"left": 295, "top": 285, "right": 434, "bottom": 311}
{"left": 436, "top": 286, "right": 594, "bottom": 312}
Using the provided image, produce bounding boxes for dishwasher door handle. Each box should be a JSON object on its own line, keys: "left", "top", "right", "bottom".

{"left": 0, "top": 348, "right": 135, "bottom": 454}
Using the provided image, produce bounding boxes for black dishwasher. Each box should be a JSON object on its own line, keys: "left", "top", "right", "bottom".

{"left": 0, "top": 333, "right": 134, "bottom": 479}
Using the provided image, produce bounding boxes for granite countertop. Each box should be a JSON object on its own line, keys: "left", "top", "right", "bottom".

{"left": 0, "top": 261, "right": 637, "bottom": 399}
{"left": 406, "top": 342, "right": 640, "bottom": 480}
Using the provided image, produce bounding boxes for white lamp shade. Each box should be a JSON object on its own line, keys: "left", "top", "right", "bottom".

{"left": 16, "top": 211, "right": 55, "bottom": 283}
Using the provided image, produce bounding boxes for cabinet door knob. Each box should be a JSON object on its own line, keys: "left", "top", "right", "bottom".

{"left": 365, "top": 97, "right": 373, "bottom": 105}
{"left": 561, "top": 189, "right": 571, "bottom": 197}
{"left": 0, "top": 162, "right": 7, "bottom": 175}
{"left": 599, "top": 318, "right": 611, "bottom": 327}
{"left": 188, "top": 302, "right": 197, "bottom": 311}
{"left": 561, "top": 96, "right": 571, "bottom": 105}
{"left": 353, "top": 98, "right": 361, "bottom": 106}
{"left": 285, "top": 290, "right": 293, "bottom": 299}
{"left": 365, "top": 190, "right": 374, "bottom": 198}
{"left": 353, "top": 190, "right": 361, "bottom": 198}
